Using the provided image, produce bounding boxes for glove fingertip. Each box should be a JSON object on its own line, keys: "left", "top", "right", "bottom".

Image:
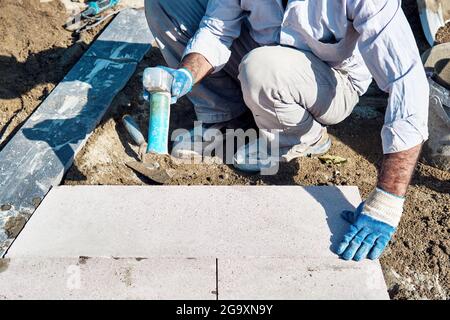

{"left": 341, "top": 250, "right": 354, "bottom": 261}
{"left": 171, "top": 82, "right": 180, "bottom": 94}
{"left": 336, "top": 241, "right": 349, "bottom": 255}
{"left": 368, "top": 245, "right": 385, "bottom": 260}
{"left": 368, "top": 250, "right": 382, "bottom": 260}
{"left": 353, "top": 252, "right": 366, "bottom": 261}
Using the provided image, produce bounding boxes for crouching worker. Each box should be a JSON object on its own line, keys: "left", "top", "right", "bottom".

{"left": 144, "top": 0, "right": 429, "bottom": 261}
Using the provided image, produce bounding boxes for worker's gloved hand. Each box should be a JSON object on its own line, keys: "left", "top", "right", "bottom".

{"left": 143, "top": 66, "right": 194, "bottom": 104}
{"left": 337, "top": 188, "right": 405, "bottom": 261}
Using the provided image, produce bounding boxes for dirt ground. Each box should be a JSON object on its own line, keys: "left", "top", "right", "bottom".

{"left": 0, "top": 0, "right": 108, "bottom": 149}
{"left": 1, "top": 0, "right": 449, "bottom": 299}
{"left": 0, "top": 0, "right": 70, "bottom": 147}
{"left": 436, "top": 22, "right": 450, "bottom": 44}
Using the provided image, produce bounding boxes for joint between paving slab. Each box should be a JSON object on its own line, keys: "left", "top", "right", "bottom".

{"left": 215, "top": 258, "right": 219, "bottom": 300}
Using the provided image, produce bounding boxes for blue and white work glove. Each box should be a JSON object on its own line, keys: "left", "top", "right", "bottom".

{"left": 337, "top": 188, "right": 405, "bottom": 261}
{"left": 143, "top": 66, "right": 193, "bottom": 104}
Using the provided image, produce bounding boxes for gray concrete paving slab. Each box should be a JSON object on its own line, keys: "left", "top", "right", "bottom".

{"left": 3, "top": 186, "right": 390, "bottom": 299}
{"left": 0, "top": 257, "right": 216, "bottom": 300}
{"left": 6, "top": 186, "right": 361, "bottom": 258}
{"left": 218, "top": 257, "right": 389, "bottom": 300}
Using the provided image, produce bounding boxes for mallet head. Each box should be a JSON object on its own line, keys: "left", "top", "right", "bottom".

{"left": 143, "top": 67, "right": 173, "bottom": 93}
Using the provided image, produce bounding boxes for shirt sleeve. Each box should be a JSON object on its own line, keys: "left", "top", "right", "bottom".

{"left": 182, "top": 0, "right": 245, "bottom": 73}
{"left": 347, "top": 0, "right": 429, "bottom": 154}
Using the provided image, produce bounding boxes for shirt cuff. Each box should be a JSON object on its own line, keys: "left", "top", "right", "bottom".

{"left": 381, "top": 114, "right": 429, "bottom": 154}
{"left": 182, "top": 29, "right": 232, "bottom": 73}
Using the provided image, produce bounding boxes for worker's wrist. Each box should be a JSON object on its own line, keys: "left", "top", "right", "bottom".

{"left": 362, "top": 188, "right": 405, "bottom": 227}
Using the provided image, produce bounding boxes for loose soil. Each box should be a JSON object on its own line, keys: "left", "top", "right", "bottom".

{"left": 1, "top": 0, "right": 449, "bottom": 299}
{"left": 436, "top": 22, "right": 450, "bottom": 44}
{"left": 0, "top": 0, "right": 110, "bottom": 149}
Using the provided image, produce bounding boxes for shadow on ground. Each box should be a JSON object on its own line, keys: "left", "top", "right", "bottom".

{"left": 0, "top": 42, "right": 88, "bottom": 151}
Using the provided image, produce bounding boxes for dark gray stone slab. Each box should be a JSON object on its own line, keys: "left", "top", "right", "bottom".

{"left": 85, "top": 8, "right": 153, "bottom": 61}
{"left": 0, "top": 9, "right": 152, "bottom": 256}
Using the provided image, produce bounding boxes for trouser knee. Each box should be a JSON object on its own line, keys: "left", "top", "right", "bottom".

{"left": 238, "top": 46, "right": 310, "bottom": 123}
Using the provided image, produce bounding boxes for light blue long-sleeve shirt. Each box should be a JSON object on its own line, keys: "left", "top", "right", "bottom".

{"left": 183, "top": 0, "right": 429, "bottom": 154}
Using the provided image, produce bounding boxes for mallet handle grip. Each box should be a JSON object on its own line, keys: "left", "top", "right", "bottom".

{"left": 147, "top": 92, "right": 171, "bottom": 154}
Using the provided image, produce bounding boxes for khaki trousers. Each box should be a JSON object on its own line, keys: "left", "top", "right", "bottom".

{"left": 145, "top": 0, "right": 359, "bottom": 148}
